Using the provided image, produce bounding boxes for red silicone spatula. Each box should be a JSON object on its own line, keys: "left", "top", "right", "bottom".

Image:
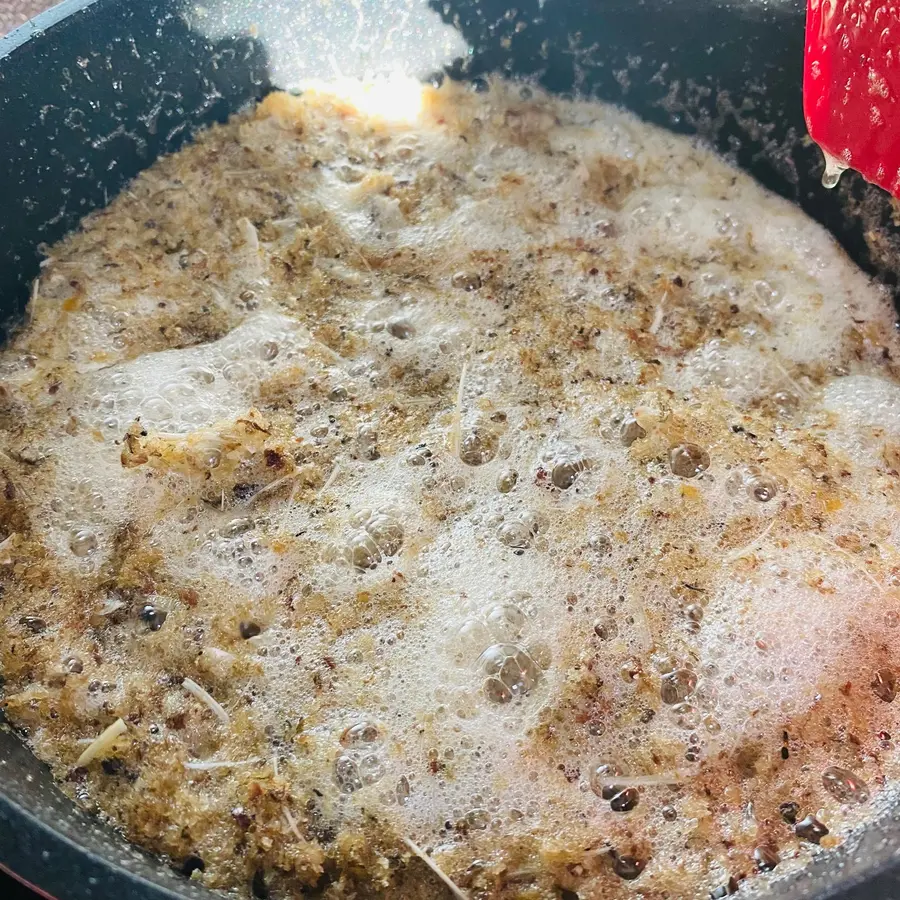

{"left": 804, "top": 0, "right": 900, "bottom": 194}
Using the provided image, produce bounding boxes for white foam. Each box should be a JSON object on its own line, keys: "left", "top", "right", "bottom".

{"left": 80, "top": 312, "right": 314, "bottom": 434}
{"left": 822, "top": 374, "right": 900, "bottom": 469}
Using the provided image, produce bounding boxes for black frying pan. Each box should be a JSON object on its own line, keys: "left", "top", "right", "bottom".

{"left": 2, "top": 1, "right": 900, "bottom": 897}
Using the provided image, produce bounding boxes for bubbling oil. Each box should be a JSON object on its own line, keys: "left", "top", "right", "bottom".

{"left": 3, "top": 78, "right": 900, "bottom": 899}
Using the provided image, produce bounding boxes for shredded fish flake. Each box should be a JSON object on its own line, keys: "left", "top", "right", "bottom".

{"left": 450, "top": 359, "right": 468, "bottom": 457}
{"left": 284, "top": 806, "right": 305, "bottom": 842}
{"left": 183, "top": 757, "right": 264, "bottom": 770}
{"left": 402, "top": 837, "right": 469, "bottom": 900}
{"left": 593, "top": 773, "right": 686, "bottom": 788}
{"left": 182, "top": 677, "right": 230, "bottom": 726}
{"left": 723, "top": 518, "right": 776, "bottom": 564}
{"left": 648, "top": 292, "right": 667, "bottom": 334}
{"left": 320, "top": 461, "right": 342, "bottom": 493}
{"left": 76, "top": 718, "right": 128, "bottom": 767}
{"left": 0, "top": 533, "right": 19, "bottom": 566}
{"left": 239, "top": 216, "right": 260, "bottom": 253}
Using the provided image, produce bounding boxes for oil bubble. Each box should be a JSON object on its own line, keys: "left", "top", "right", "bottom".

{"left": 70, "top": 528, "right": 98, "bottom": 557}
{"left": 478, "top": 644, "right": 541, "bottom": 701}
{"left": 669, "top": 443, "right": 710, "bottom": 478}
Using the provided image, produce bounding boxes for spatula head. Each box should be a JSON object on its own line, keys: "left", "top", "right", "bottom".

{"left": 804, "top": 0, "right": 900, "bottom": 196}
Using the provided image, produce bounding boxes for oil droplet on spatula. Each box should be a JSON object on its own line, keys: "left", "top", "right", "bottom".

{"left": 821, "top": 148, "right": 848, "bottom": 189}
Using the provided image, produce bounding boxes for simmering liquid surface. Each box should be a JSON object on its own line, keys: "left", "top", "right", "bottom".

{"left": 2, "top": 80, "right": 900, "bottom": 899}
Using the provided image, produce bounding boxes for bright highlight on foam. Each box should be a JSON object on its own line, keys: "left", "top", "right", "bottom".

{"left": 303, "top": 74, "right": 426, "bottom": 123}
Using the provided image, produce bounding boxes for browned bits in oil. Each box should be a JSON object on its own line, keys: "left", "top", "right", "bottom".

{"left": 794, "top": 815, "right": 829, "bottom": 843}
{"left": 586, "top": 155, "right": 637, "bottom": 210}
{"left": 231, "top": 806, "right": 252, "bottom": 829}
{"left": 179, "top": 588, "right": 200, "bottom": 607}
{"left": 46, "top": 670, "right": 67, "bottom": 689}
{"left": 872, "top": 667, "right": 897, "bottom": 703}
{"left": 752, "top": 844, "right": 778, "bottom": 872}
{"left": 619, "top": 417, "right": 646, "bottom": 447}
{"left": 239, "top": 621, "right": 262, "bottom": 639}
{"left": 7, "top": 78, "right": 900, "bottom": 900}
{"left": 101, "top": 758, "right": 127, "bottom": 777}
{"left": 668, "top": 443, "right": 710, "bottom": 478}
{"left": 251, "top": 868, "right": 269, "bottom": 899}
{"left": 778, "top": 801, "right": 799, "bottom": 824}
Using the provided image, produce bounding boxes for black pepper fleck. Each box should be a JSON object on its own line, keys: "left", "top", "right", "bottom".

{"left": 240, "top": 621, "right": 262, "bottom": 639}
{"left": 251, "top": 868, "right": 270, "bottom": 899}
{"left": 101, "top": 758, "right": 125, "bottom": 777}
{"left": 612, "top": 854, "right": 645, "bottom": 880}
{"left": 231, "top": 806, "right": 252, "bottom": 829}
{"left": 139, "top": 605, "right": 167, "bottom": 631}
{"left": 181, "top": 855, "right": 205, "bottom": 877}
